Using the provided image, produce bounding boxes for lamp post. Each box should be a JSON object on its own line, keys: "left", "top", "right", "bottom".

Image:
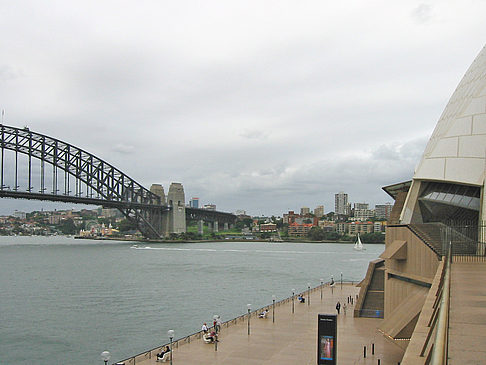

{"left": 331, "top": 275, "right": 334, "bottom": 295}
{"left": 341, "top": 272, "right": 343, "bottom": 289}
{"left": 100, "top": 351, "right": 110, "bottom": 365}
{"left": 292, "top": 289, "right": 295, "bottom": 314}
{"left": 247, "top": 304, "right": 251, "bottom": 335}
{"left": 213, "top": 315, "right": 218, "bottom": 351}
{"left": 320, "top": 278, "right": 324, "bottom": 301}
{"left": 168, "top": 329, "right": 174, "bottom": 365}
{"left": 272, "top": 295, "right": 276, "bottom": 323}
{"left": 307, "top": 283, "right": 311, "bottom": 306}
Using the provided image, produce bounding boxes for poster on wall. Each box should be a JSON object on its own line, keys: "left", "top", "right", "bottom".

{"left": 317, "top": 314, "right": 337, "bottom": 365}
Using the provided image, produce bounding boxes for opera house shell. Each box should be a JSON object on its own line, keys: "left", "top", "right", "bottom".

{"left": 400, "top": 44, "right": 486, "bottom": 226}
{"left": 355, "top": 45, "right": 486, "bottom": 362}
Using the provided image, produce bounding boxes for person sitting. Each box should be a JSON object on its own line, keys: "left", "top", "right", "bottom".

{"left": 156, "top": 346, "right": 170, "bottom": 361}
{"left": 204, "top": 331, "right": 217, "bottom": 343}
{"left": 258, "top": 309, "right": 269, "bottom": 318}
{"left": 298, "top": 294, "right": 305, "bottom": 303}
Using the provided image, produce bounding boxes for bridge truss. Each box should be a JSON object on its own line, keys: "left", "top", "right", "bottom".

{"left": 0, "top": 124, "right": 166, "bottom": 238}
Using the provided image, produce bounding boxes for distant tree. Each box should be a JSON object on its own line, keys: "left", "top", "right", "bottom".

{"left": 260, "top": 232, "right": 271, "bottom": 239}
{"left": 361, "top": 232, "right": 385, "bottom": 243}
{"left": 235, "top": 218, "right": 253, "bottom": 230}
{"left": 322, "top": 231, "right": 341, "bottom": 241}
{"left": 117, "top": 219, "right": 138, "bottom": 232}
{"left": 308, "top": 227, "right": 324, "bottom": 241}
{"left": 59, "top": 218, "right": 77, "bottom": 235}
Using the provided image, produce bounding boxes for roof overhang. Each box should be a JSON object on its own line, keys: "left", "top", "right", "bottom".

{"left": 382, "top": 180, "right": 412, "bottom": 200}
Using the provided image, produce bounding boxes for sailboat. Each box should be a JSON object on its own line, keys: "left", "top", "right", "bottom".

{"left": 354, "top": 233, "right": 365, "bottom": 251}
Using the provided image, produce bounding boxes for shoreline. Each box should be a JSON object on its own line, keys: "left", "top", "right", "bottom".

{"left": 73, "top": 235, "right": 362, "bottom": 244}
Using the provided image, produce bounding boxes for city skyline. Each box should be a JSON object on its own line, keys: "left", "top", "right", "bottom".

{"left": 1, "top": 1, "right": 485, "bottom": 216}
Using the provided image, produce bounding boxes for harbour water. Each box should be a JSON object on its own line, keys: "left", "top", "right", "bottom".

{"left": 0, "top": 236, "right": 383, "bottom": 365}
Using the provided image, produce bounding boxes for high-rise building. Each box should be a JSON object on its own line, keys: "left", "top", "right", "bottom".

{"left": 354, "top": 209, "right": 374, "bottom": 221}
{"left": 375, "top": 203, "right": 393, "bottom": 220}
{"left": 335, "top": 192, "right": 348, "bottom": 215}
{"left": 314, "top": 205, "right": 325, "bottom": 218}
{"left": 300, "top": 207, "right": 310, "bottom": 216}
{"left": 189, "top": 197, "right": 199, "bottom": 209}
{"left": 354, "top": 202, "right": 369, "bottom": 210}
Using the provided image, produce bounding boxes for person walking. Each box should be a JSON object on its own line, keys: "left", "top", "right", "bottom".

{"left": 336, "top": 301, "right": 341, "bottom": 314}
{"left": 343, "top": 302, "right": 347, "bottom": 315}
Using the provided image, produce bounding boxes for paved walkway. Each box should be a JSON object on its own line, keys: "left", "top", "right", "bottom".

{"left": 449, "top": 263, "right": 486, "bottom": 364}
{"left": 127, "top": 284, "right": 404, "bottom": 365}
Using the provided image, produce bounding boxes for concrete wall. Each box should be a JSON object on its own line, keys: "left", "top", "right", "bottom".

{"left": 378, "top": 225, "right": 440, "bottom": 342}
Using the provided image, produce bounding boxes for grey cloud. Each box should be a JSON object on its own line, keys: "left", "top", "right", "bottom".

{"left": 112, "top": 143, "right": 136, "bottom": 154}
{"left": 239, "top": 129, "right": 269, "bottom": 140}
{"left": 0, "top": 65, "right": 21, "bottom": 81}
{"left": 411, "top": 4, "right": 433, "bottom": 24}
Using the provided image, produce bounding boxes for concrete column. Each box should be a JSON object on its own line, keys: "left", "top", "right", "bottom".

{"left": 213, "top": 221, "right": 219, "bottom": 233}
{"left": 224, "top": 222, "right": 229, "bottom": 231}
{"left": 167, "top": 183, "right": 186, "bottom": 234}
{"left": 198, "top": 220, "right": 204, "bottom": 235}
{"left": 207, "top": 222, "right": 212, "bottom": 232}
{"left": 150, "top": 184, "right": 167, "bottom": 237}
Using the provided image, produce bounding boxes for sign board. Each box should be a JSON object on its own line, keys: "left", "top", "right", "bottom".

{"left": 317, "top": 314, "right": 337, "bottom": 365}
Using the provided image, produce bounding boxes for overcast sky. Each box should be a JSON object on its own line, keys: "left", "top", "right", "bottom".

{"left": 1, "top": 1, "right": 485, "bottom": 216}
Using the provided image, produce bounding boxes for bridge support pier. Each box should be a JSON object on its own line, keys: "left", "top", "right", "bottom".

{"left": 213, "top": 221, "right": 219, "bottom": 233}
{"left": 167, "top": 183, "right": 186, "bottom": 235}
{"left": 224, "top": 222, "right": 229, "bottom": 231}
{"left": 198, "top": 220, "right": 204, "bottom": 236}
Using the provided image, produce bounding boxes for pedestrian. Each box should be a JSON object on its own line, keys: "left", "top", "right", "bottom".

{"left": 202, "top": 323, "right": 208, "bottom": 333}
{"left": 216, "top": 315, "right": 222, "bottom": 333}
{"left": 336, "top": 301, "right": 341, "bottom": 314}
{"left": 343, "top": 302, "right": 347, "bottom": 315}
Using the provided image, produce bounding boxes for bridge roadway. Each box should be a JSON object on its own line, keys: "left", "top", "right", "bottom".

{"left": 118, "top": 284, "right": 404, "bottom": 365}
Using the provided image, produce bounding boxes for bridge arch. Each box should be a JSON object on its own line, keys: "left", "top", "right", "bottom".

{"left": 0, "top": 124, "right": 166, "bottom": 238}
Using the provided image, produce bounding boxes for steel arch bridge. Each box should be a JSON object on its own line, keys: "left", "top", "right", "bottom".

{"left": 0, "top": 124, "right": 169, "bottom": 238}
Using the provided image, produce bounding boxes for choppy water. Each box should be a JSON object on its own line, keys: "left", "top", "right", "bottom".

{"left": 0, "top": 236, "right": 383, "bottom": 365}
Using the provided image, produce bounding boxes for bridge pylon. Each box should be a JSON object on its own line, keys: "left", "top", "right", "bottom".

{"left": 167, "top": 183, "right": 186, "bottom": 235}
{"left": 150, "top": 183, "right": 186, "bottom": 237}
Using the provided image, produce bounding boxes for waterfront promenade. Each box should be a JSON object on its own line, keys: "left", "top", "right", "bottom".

{"left": 123, "top": 283, "right": 404, "bottom": 365}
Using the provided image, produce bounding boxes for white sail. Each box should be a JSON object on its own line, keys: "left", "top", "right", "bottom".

{"left": 354, "top": 233, "right": 364, "bottom": 251}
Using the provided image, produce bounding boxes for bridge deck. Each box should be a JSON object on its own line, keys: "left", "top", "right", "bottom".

{"left": 449, "top": 262, "right": 486, "bottom": 364}
{"left": 127, "top": 284, "right": 404, "bottom": 365}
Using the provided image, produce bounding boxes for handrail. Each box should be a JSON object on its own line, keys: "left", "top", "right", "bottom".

{"left": 429, "top": 241, "right": 451, "bottom": 364}
{"left": 113, "top": 280, "right": 355, "bottom": 364}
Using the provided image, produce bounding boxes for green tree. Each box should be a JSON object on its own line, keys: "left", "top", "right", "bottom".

{"left": 117, "top": 219, "right": 138, "bottom": 232}
{"left": 360, "top": 232, "right": 385, "bottom": 243}
{"left": 308, "top": 227, "right": 324, "bottom": 241}
{"left": 59, "top": 218, "right": 77, "bottom": 235}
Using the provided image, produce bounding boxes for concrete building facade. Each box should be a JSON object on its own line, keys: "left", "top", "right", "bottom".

{"left": 314, "top": 205, "right": 325, "bottom": 218}
{"left": 335, "top": 191, "right": 348, "bottom": 215}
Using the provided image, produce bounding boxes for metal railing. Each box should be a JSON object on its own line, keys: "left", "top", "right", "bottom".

{"left": 428, "top": 242, "right": 451, "bottom": 364}
{"left": 356, "top": 309, "right": 384, "bottom": 318}
{"left": 441, "top": 223, "right": 486, "bottom": 262}
{"left": 112, "top": 280, "right": 356, "bottom": 364}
